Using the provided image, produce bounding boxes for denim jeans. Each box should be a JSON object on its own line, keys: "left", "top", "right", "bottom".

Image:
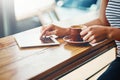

{"left": 97, "top": 57, "right": 120, "bottom": 80}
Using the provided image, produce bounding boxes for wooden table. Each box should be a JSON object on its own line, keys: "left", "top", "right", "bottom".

{"left": 0, "top": 27, "right": 116, "bottom": 80}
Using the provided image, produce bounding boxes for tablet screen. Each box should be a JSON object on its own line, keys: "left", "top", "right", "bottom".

{"left": 41, "top": 37, "right": 55, "bottom": 43}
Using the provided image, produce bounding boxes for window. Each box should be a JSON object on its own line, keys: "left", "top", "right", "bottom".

{"left": 0, "top": 0, "right": 16, "bottom": 37}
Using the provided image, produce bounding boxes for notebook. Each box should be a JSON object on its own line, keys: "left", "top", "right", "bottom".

{"left": 13, "top": 27, "right": 60, "bottom": 48}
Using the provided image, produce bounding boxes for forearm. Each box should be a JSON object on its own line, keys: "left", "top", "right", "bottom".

{"left": 83, "top": 18, "right": 110, "bottom": 27}
{"left": 83, "top": 0, "right": 110, "bottom": 27}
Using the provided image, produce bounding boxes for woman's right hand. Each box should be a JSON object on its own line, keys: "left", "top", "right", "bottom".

{"left": 40, "top": 24, "right": 70, "bottom": 39}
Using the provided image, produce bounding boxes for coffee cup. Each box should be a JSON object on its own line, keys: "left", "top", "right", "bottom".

{"left": 70, "top": 25, "right": 83, "bottom": 41}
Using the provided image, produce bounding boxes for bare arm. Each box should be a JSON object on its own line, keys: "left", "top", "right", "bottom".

{"left": 84, "top": 0, "right": 110, "bottom": 26}
{"left": 80, "top": 0, "right": 120, "bottom": 43}
{"left": 107, "top": 27, "right": 120, "bottom": 41}
{"left": 40, "top": 0, "right": 120, "bottom": 41}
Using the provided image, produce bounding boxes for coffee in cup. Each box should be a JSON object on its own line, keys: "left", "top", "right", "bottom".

{"left": 70, "top": 25, "right": 83, "bottom": 41}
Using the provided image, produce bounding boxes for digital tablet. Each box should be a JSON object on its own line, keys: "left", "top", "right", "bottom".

{"left": 13, "top": 27, "right": 60, "bottom": 48}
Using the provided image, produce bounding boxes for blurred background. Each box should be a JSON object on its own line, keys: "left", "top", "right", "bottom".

{"left": 0, "top": 0, "right": 100, "bottom": 38}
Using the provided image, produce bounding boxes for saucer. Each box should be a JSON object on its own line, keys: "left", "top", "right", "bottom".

{"left": 63, "top": 36, "right": 89, "bottom": 45}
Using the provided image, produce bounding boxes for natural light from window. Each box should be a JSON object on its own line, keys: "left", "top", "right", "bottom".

{"left": 14, "top": 0, "right": 55, "bottom": 21}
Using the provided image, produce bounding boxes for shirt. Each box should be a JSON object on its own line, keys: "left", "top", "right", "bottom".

{"left": 106, "top": 0, "right": 120, "bottom": 57}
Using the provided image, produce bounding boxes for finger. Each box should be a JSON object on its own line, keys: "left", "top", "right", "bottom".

{"left": 80, "top": 28, "right": 89, "bottom": 37}
{"left": 89, "top": 35, "right": 106, "bottom": 44}
{"left": 82, "top": 32, "right": 93, "bottom": 41}
{"left": 45, "top": 30, "right": 56, "bottom": 36}
{"left": 40, "top": 26, "right": 47, "bottom": 37}
{"left": 87, "top": 35, "right": 95, "bottom": 42}
{"left": 90, "top": 39, "right": 97, "bottom": 44}
{"left": 90, "top": 38, "right": 103, "bottom": 44}
{"left": 40, "top": 30, "right": 47, "bottom": 39}
{"left": 40, "top": 25, "right": 55, "bottom": 39}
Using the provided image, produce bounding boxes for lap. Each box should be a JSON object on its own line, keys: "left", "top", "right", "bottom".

{"left": 97, "top": 57, "right": 120, "bottom": 80}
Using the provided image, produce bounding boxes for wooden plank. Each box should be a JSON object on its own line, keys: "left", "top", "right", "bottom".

{"left": 59, "top": 48, "right": 116, "bottom": 80}
{"left": 31, "top": 40, "right": 116, "bottom": 80}
{"left": 0, "top": 36, "right": 90, "bottom": 80}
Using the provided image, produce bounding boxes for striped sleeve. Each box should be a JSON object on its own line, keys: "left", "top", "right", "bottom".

{"left": 106, "top": 0, "right": 120, "bottom": 28}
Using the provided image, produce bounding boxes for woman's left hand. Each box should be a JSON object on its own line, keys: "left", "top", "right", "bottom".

{"left": 80, "top": 25, "right": 109, "bottom": 44}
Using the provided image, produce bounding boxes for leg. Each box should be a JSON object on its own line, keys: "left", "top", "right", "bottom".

{"left": 97, "top": 57, "right": 120, "bottom": 80}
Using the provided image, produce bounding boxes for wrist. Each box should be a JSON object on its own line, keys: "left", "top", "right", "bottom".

{"left": 66, "top": 28, "right": 71, "bottom": 35}
{"left": 107, "top": 27, "right": 113, "bottom": 39}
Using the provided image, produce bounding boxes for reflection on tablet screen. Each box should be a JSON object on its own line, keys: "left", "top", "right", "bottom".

{"left": 41, "top": 37, "right": 54, "bottom": 43}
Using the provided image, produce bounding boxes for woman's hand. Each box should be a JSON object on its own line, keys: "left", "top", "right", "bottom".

{"left": 80, "top": 25, "right": 109, "bottom": 44}
{"left": 40, "top": 24, "right": 70, "bottom": 39}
